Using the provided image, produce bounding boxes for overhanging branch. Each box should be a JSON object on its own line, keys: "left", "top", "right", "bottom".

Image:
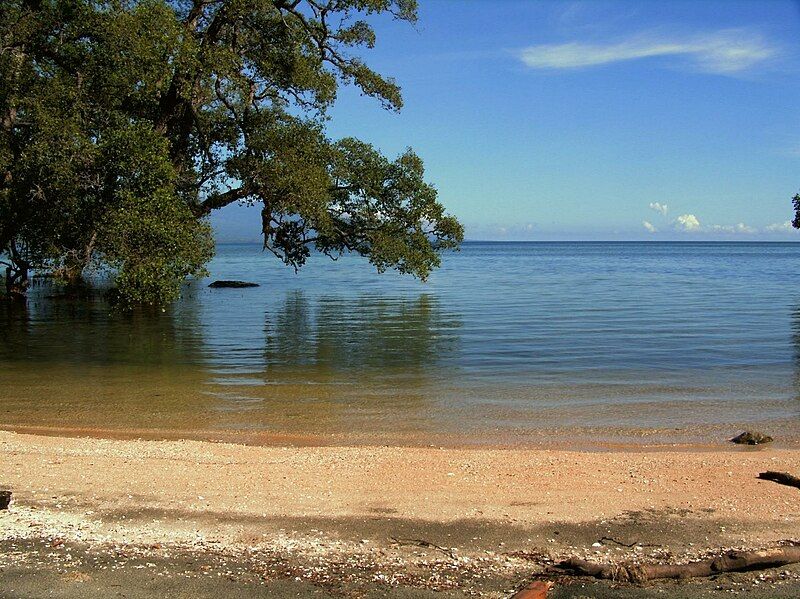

{"left": 194, "top": 185, "right": 252, "bottom": 216}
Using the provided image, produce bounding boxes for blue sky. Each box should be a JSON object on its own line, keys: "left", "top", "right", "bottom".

{"left": 213, "top": 0, "right": 800, "bottom": 241}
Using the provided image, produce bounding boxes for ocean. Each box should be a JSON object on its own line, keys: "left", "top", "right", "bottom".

{"left": 3, "top": 241, "right": 800, "bottom": 446}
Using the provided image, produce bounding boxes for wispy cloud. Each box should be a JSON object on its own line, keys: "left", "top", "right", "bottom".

{"left": 671, "top": 214, "right": 771, "bottom": 235}
{"left": 519, "top": 29, "right": 775, "bottom": 75}
{"left": 765, "top": 221, "right": 794, "bottom": 232}
{"left": 649, "top": 202, "right": 668, "bottom": 216}
{"left": 642, "top": 220, "right": 657, "bottom": 233}
{"left": 708, "top": 222, "right": 756, "bottom": 234}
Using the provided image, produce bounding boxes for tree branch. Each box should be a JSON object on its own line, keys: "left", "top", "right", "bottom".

{"left": 194, "top": 185, "right": 252, "bottom": 216}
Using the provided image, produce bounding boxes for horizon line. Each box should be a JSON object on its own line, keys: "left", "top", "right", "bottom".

{"left": 215, "top": 239, "right": 800, "bottom": 245}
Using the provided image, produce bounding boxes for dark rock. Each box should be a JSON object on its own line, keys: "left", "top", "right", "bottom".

{"left": 208, "top": 280, "right": 260, "bottom": 288}
{"left": 730, "top": 431, "right": 773, "bottom": 445}
{"left": 0, "top": 490, "right": 11, "bottom": 510}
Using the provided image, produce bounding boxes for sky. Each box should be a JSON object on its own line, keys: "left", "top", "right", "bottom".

{"left": 212, "top": 0, "right": 800, "bottom": 241}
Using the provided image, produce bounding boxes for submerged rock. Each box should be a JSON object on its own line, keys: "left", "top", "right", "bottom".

{"left": 208, "top": 280, "right": 260, "bottom": 288}
{"left": 730, "top": 431, "right": 773, "bottom": 445}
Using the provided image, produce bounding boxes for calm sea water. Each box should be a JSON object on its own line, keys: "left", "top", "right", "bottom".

{"left": 3, "top": 242, "right": 800, "bottom": 446}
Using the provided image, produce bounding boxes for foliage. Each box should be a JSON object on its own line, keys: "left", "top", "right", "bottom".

{"left": 0, "top": 0, "right": 462, "bottom": 304}
{"left": 99, "top": 124, "right": 214, "bottom": 306}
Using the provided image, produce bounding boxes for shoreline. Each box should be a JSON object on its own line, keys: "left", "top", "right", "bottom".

{"left": 2, "top": 422, "right": 798, "bottom": 453}
{"left": 1, "top": 430, "right": 800, "bottom": 596}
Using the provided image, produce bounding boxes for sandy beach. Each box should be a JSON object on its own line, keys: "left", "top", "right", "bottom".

{"left": 1, "top": 430, "right": 799, "bottom": 597}
{"left": 3, "top": 0, "right": 798, "bottom": 595}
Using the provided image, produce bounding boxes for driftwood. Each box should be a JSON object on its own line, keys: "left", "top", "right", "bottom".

{"left": 597, "top": 536, "right": 658, "bottom": 548}
{"left": 558, "top": 546, "right": 800, "bottom": 582}
{"left": 510, "top": 581, "right": 552, "bottom": 599}
{"left": 758, "top": 471, "right": 800, "bottom": 490}
{"left": 388, "top": 536, "right": 456, "bottom": 559}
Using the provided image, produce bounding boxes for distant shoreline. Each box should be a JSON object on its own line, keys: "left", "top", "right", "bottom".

{"left": 213, "top": 239, "right": 800, "bottom": 245}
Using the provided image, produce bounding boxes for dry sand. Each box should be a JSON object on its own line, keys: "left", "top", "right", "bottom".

{"left": 1, "top": 430, "right": 800, "bottom": 597}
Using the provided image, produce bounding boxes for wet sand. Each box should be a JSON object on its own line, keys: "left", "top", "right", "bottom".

{"left": 1, "top": 430, "right": 800, "bottom": 597}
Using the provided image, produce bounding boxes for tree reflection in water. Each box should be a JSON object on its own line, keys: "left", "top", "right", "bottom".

{"left": 263, "top": 291, "right": 461, "bottom": 374}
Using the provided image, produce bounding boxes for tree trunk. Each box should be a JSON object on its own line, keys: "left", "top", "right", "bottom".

{"left": 5, "top": 262, "right": 28, "bottom": 296}
{"left": 4, "top": 241, "right": 29, "bottom": 297}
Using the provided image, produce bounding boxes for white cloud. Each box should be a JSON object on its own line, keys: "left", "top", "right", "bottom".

{"left": 518, "top": 29, "right": 775, "bottom": 75}
{"left": 642, "top": 220, "right": 657, "bottom": 233}
{"left": 708, "top": 223, "right": 758, "bottom": 235}
{"left": 648, "top": 202, "right": 668, "bottom": 216}
{"left": 765, "top": 221, "right": 794, "bottom": 232}
{"left": 674, "top": 213, "right": 701, "bottom": 232}
{"left": 708, "top": 222, "right": 756, "bottom": 234}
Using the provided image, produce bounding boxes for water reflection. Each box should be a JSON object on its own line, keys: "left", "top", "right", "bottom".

{"left": 2, "top": 283, "right": 462, "bottom": 390}
{"left": 262, "top": 292, "right": 461, "bottom": 374}
{"left": 0, "top": 288, "right": 206, "bottom": 367}
{"left": 190, "top": 291, "right": 463, "bottom": 438}
{"left": 791, "top": 303, "right": 800, "bottom": 399}
{"left": 0, "top": 299, "right": 29, "bottom": 361}
{"left": 0, "top": 288, "right": 227, "bottom": 433}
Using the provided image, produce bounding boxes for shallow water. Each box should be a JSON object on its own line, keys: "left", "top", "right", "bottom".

{"left": 3, "top": 242, "right": 800, "bottom": 446}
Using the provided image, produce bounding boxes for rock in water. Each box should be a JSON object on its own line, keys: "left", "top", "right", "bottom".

{"left": 208, "top": 280, "right": 260, "bottom": 288}
{"left": 0, "top": 490, "right": 11, "bottom": 510}
{"left": 730, "top": 431, "right": 773, "bottom": 445}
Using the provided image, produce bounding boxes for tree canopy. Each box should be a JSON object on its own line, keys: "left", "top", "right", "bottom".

{"left": 792, "top": 193, "right": 800, "bottom": 231}
{"left": 0, "top": 0, "right": 463, "bottom": 305}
